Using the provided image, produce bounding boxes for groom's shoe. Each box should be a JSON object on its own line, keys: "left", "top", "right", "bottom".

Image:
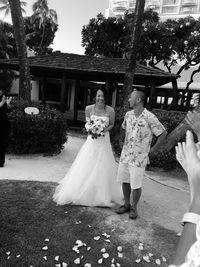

{"left": 116, "top": 204, "right": 130, "bottom": 214}
{"left": 129, "top": 206, "right": 138, "bottom": 220}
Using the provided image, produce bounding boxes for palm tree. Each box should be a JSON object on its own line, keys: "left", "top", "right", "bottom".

{"left": 5, "top": 0, "right": 31, "bottom": 105}
{"left": 122, "top": 0, "right": 146, "bottom": 111}
{"left": 32, "top": 0, "right": 57, "bottom": 54}
{"left": 0, "top": 0, "right": 26, "bottom": 18}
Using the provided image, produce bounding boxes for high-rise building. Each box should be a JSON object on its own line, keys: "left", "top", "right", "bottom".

{"left": 105, "top": 0, "right": 200, "bottom": 19}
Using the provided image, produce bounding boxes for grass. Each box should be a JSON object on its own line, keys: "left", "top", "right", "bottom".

{"left": 0, "top": 180, "right": 179, "bottom": 267}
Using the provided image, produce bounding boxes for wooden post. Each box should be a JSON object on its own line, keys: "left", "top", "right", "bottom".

{"left": 185, "top": 90, "right": 192, "bottom": 110}
{"left": 60, "top": 74, "right": 67, "bottom": 112}
{"left": 149, "top": 82, "right": 156, "bottom": 110}
{"left": 41, "top": 77, "right": 47, "bottom": 105}
{"left": 105, "top": 78, "right": 112, "bottom": 105}
{"left": 171, "top": 78, "right": 179, "bottom": 108}
{"left": 74, "top": 79, "right": 80, "bottom": 122}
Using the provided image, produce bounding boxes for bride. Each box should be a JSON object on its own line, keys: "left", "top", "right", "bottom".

{"left": 53, "top": 88, "right": 123, "bottom": 207}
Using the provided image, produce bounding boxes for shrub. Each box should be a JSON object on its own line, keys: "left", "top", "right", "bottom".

{"left": 111, "top": 108, "right": 187, "bottom": 170}
{"left": 7, "top": 101, "right": 68, "bottom": 155}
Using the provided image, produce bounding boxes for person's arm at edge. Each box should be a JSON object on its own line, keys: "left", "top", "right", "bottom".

{"left": 170, "top": 198, "right": 200, "bottom": 266}
{"left": 104, "top": 107, "right": 115, "bottom": 133}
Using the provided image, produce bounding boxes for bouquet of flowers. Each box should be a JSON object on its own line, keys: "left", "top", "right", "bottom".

{"left": 85, "top": 116, "right": 107, "bottom": 139}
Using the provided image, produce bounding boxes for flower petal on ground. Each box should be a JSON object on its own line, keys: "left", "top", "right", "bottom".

{"left": 98, "top": 258, "right": 103, "bottom": 264}
{"left": 43, "top": 256, "right": 47, "bottom": 261}
{"left": 6, "top": 252, "right": 10, "bottom": 255}
{"left": 149, "top": 253, "right": 153, "bottom": 257}
{"left": 117, "top": 246, "right": 122, "bottom": 252}
{"left": 135, "top": 259, "right": 141, "bottom": 263}
{"left": 44, "top": 238, "right": 49, "bottom": 242}
{"left": 55, "top": 256, "right": 59, "bottom": 261}
{"left": 74, "top": 258, "right": 81, "bottom": 264}
{"left": 55, "top": 264, "right": 61, "bottom": 267}
{"left": 100, "top": 248, "right": 106, "bottom": 253}
{"left": 177, "top": 232, "right": 181, "bottom": 236}
{"left": 84, "top": 264, "right": 91, "bottom": 267}
{"left": 155, "top": 259, "right": 161, "bottom": 265}
{"left": 118, "top": 253, "right": 123, "bottom": 258}
{"left": 87, "top": 247, "right": 91, "bottom": 251}
{"left": 105, "top": 239, "right": 110, "bottom": 243}
{"left": 42, "top": 246, "right": 48, "bottom": 250}
{"left": 102, "top": 253, "right": 109, "bottom": 258}
{"left": 143, "top": 255, "right": 150, "bottom": 263}
{"left": 162, "top": 256, "right": 167, "bottom": 262}
{"left": 62, "top": 262, "right": 68, "bottom": 267}
{"left": 16, "top": 255, "right": 21, "bottom": 258}
{"left": 94, "top": 236, "right": 100, "bottom": 240}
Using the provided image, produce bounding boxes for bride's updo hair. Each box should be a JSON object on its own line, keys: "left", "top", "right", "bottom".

{"left": 94, "top": 87, "right": 108, "bottom": 105}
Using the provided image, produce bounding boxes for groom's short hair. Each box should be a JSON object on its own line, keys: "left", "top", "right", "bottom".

{"left": 132, "top": 89, "right": 145, "bottom": 103}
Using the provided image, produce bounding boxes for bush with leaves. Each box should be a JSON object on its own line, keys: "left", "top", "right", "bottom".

{"left": 7, "top": 101, "right": 68, "bottom": 155}
{"left": 111, "top": 108, "right": 186, "bottom": 170}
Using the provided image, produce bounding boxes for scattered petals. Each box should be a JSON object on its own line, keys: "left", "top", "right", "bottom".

{"left": 74, "top": 258, "right": 81, "bottom": 264}
{"left": 162, "top": 256, "right": 167, "bottom": 262}
{"left": 116, "top": 263, "right": 121, "bottom": 267}
{"left": 177, "top": 232, "right": 181, "bottom": 236}
{"left": 55, "top": 256, "right": 59, "bottom": 261}
{"left": 143, "top": 255, "right": 150, "bottom": 263}
{"left": 7, "top": 256, "right": 10, "bottom": 260}
{"left": 94, "top": 236, "right": 100, "bottom": 240}
{"left": 62, "top": 262, "right": 68, "bottom": 267}
{"left": 117, "top": 246, "right": 122, "bottom": 252}
{"left": 88, "top": 225, "right": 92, "bottom": 228}
{"left": 84, "top": 264, "right": 91, "bottom": 267}
{"left": 81, "top": 255, "right": 84, "bottom": 259}
{"left": 55, "top": 264, "right": 61, "bottom": 267}
{"left": 155, "top": 259, "right": 161, "bottom": 265}
{"left": 43, "top": 256, "right": 47, "bottom": 261}
{"left": 98, "top": 258, "right": 103, "bottom": 264}
{"left": 100, "top": 248, "right": 106, "bottom": 253}
{"left": 42, "top": 246, "right": 48, "bottom": 250}
{"left": 149, "top": 253, "right": 154, "bottom": 257}
{"left": 75, "top": 221, "right": 82, "bottom": 225}
{"left": 105, "top": 239, "right": 110, "bottom": 243}
{"left": 111, "top": 264, "right": 115, "bottom": 267}
{"left": 124, "top": 220, "right": 128, "bottom": 223}
{"left": 87, "top": 247, "right": 91, "bottom": 251}
{"left": 6, "top": 251, "right": 10, "bottom": 255}
{"left": 111, "top": 258, "right": 115, "bottom": 263}
{"left": 65, "top": 211, "right": 68, "bottom": 214}
{"left": 135, "top": 259, "right": 141, "bottom": 263}
{"left": 16, "top": 255, "right": 21, "bottom": 258}
{"left": 44, "top": 238, "right": 49, "bottom": 242}
{"left": 102, "top": 233, "right": 110, "bottom": 238}
{"left": 72, "top": 247, "right": 79, "bottom": 253}
{"left": 102, "top": 253, "right": 109, "bottom": 259}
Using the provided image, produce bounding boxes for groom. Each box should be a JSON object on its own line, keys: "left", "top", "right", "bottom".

{"left": 116, "top": 89, "right": 167, "bottom": 219}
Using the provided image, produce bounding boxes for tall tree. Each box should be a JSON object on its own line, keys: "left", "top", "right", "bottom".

{"left": 122, "top": 0, "right": 146, "bottom": 110}
{"left": 31, "top": 0, "right": 57, "bottom": 55}
{"left": 7, "top": 0, "right": 31, "bottom": 104}
{"left": 24, "top": 16, "right": 58, "bottom": 55}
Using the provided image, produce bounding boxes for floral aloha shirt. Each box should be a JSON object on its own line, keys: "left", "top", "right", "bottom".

{"left": 120, "top": 109, "right": 165, "bottom": 168}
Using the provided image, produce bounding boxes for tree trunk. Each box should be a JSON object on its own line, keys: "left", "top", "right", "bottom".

{"left": 122, "top": 0, "right": 145, "bottom": 111}
{"left": 8, "top": 0, "right": 31, "bottom": 105}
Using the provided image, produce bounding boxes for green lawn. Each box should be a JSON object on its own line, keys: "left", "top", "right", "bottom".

{"left": 0, "top": 180, "right": 179, "bottom": 267}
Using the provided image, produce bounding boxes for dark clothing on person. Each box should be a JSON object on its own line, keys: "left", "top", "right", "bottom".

{"left": 0, "top": 95, "right": 10, "bottom": 166}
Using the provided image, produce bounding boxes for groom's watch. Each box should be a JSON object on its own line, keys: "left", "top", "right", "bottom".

{"left": 181, "top": 212, "right": 200, "bottom": 226}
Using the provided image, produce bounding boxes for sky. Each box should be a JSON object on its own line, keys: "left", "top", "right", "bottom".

{"left": 0, "top": 0, "right": 109, "bottom": 55}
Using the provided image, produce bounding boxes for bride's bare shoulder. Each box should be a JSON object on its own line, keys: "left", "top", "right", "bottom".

{"left": 85, "top": 104, "right": 95, "bottom": 112}
{"left": 106, "top": 105, "right": 115, "bottom": 114}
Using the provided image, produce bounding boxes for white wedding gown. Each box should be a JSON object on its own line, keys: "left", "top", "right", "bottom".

{"left": 53, "top": 115, "right": 123, "bottom": 207}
